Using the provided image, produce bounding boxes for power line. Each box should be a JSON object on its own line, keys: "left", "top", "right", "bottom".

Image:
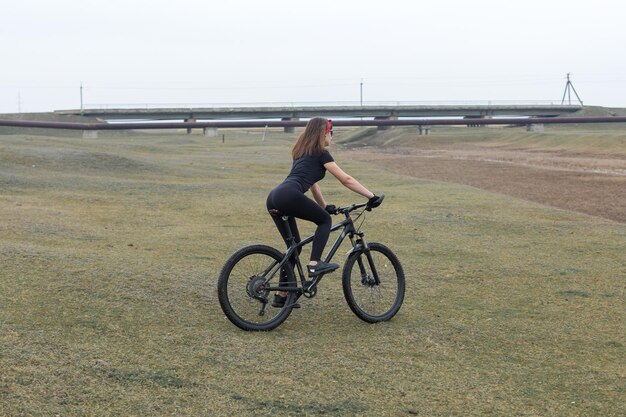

{"left": 561, "top": 73, "right": 584, "bottom": 106}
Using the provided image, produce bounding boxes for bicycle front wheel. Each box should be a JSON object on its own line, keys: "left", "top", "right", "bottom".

{"left": 342, "top": 242, "right": 405, "bottom": 323}
{"left": 218, "top": 245, "right": 297, "bottom": 331}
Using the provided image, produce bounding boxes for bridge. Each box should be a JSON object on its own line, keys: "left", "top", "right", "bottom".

{"left": 55, "top": 102, "right": 582, "bottom": 121}
{"left": 53, "top": 102, "right": 583, "bottom": 134}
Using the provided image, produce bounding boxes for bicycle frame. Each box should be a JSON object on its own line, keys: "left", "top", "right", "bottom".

{"left": 263, "top": 209, "right": 379, "bottom": 293}
{"left": 217, "top": 193, "right": 403, "bottom": 331}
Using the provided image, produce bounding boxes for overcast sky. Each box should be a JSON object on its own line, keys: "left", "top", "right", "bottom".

{"left": 2, "top": 0, "right": 626, "bottom": 113}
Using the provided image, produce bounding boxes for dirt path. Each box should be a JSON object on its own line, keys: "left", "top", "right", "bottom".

{"left": 343, "top": 146, "right": 626, "bottom": 223}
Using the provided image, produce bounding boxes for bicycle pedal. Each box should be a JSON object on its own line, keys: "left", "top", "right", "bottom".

{"left": 301, "top": 280, "right": 319, "bottom": 299}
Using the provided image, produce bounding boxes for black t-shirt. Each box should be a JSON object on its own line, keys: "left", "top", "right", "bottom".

{"left": 282, "top": 150, "right": 334, "bottom": 192}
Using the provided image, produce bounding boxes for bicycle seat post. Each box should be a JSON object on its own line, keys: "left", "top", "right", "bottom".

{"left": 281, "top": 215, "right": 295, "bottom": 244}
{"left": 269, "top": 209, "right": 295, "bottom": 246}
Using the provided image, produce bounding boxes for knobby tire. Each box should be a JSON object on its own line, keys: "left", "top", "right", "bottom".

{"left": 218, "top": 245, "right": 296, "bottom": 331}
{"left": 342, "top": 242, "right": 405, "bottom": 323}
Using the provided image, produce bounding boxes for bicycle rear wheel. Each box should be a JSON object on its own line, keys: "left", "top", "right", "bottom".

{"left": 342, "top": 242, "right": 405, "bottom": 323}
{"left": 218, "top": 245, "right": 297, "bottom": 331}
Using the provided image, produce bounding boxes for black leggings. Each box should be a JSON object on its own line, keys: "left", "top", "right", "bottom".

{"left": 266, "top": 183, "right": 332, "bottom": 262}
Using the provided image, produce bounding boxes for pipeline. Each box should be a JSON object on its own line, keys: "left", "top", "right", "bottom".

{"left": 2, "top": 117, "right": 626, "bottom": 130}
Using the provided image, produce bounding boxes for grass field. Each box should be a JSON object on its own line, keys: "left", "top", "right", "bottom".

{"left": 340, "top": 124, "right": 626, "bottom": 155}
{"left": 1, "top": 129, "right": 625, "bottom": 416}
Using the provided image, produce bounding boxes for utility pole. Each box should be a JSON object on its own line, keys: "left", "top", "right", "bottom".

{"left": 80, "top": 82, "right": 84, "bottom": 114}
{"left": 360, "top": 78, "right": 363, "bottom": 106}
{"left": 561, "top": 73, "right": 583, "bottom": 106}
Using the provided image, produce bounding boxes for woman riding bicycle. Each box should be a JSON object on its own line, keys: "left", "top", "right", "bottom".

{"left": 266, "top": 117, "right": 380, "bottom": 307}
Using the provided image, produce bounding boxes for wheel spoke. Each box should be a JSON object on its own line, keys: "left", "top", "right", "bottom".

{"left": 342, "top": 243, "right": 405, "bottom": 323}
{"left": 218, "top": 245, "right": 297, "bottom": 331}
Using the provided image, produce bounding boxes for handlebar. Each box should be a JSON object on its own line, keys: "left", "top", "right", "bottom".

{"left": 333, "top": 194, "right": 385, "bottom": 215}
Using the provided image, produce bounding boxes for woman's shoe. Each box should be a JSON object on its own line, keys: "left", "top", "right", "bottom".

{"left": 307, "top": 261, "right": 339, "bottom": 277}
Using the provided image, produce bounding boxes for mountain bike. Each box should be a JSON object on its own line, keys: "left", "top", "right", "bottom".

{"left": 217, "top": 195, "right": 405, "bottom": 331}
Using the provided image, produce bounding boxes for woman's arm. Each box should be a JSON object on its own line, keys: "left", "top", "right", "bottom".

{"left": 324, "top": 162, "right": 375, "bottom": 199}
{"left": 309, "top": 183, "right": 327, "bottom": 207}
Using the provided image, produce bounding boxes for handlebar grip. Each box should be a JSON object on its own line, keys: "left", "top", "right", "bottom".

{"left": 366, "top": 194, "right": 385, "bottom": 210}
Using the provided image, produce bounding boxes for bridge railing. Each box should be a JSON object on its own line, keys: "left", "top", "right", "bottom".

{"left": 81, "top": 100, "right": 577, "bottom": 110}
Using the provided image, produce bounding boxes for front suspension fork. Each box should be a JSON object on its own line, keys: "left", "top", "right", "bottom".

{"left": 351, "top": 233, "right": 381, "bottom": 286}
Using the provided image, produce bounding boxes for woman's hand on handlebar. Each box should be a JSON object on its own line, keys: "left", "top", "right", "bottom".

{"left": 367, "top": 194, "right": 384, "bottom": 210}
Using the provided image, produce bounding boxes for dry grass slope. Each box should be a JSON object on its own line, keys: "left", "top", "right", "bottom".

{"left": 338, "top": 125, "right": 626, "bottom": 223}
{"left": 1, "top": 129, "right": 625, "bottom": 416}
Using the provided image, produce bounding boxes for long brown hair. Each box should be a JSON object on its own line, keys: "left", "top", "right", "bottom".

{"left": 292, "top": 117, "right": 328, "bottom": 159}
